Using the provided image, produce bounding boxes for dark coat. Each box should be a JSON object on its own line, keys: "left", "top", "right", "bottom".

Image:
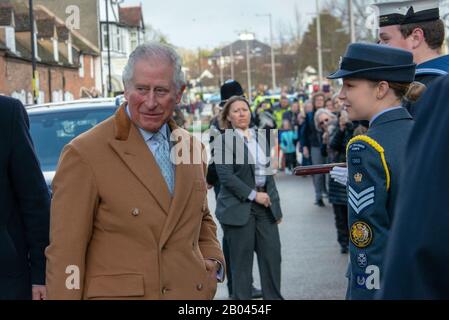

{"left": 214, "top": 130, "right": 282, "bottom": 226}
{"left": 379, "top": 75, "right": 449, "bottom": 299}
{"left": 0, "top": 96, "right": 50, "bottom": 299}
{"left": 346, "top": 107, "right": 414, "bottom": 300}
{"left": 328, "top": 123, "right": 355, "bottom": 205}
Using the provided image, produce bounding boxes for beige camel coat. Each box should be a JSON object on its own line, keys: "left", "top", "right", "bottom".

{"left": 45, "top": 104, "right": 224, "bottom": 300}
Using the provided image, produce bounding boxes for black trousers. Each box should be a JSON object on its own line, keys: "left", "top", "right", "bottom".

{"left": 284, "top": 152, "right": 297, "bottom": 171}
{"left": 333, "top": 204, "right": 349, "bottom": 248}
{"left": 223, "top": 203, "right": 283, "bottom": 300}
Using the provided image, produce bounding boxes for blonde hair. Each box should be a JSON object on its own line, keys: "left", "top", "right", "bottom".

{"left": 219, "top": 96, "right": 251, "bottom": 130}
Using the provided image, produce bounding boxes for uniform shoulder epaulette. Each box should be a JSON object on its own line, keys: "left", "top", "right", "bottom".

{"left": 347, "top": 135, "right": 391, "bottom": 191}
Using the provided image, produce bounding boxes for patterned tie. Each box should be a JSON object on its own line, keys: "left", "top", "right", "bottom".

{"left": 152, "top": 131, "right": 174, "bottom": 195}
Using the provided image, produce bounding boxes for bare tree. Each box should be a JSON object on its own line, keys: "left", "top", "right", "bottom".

{"left": 324, "top": 0, "right": 378, "bottom": 42}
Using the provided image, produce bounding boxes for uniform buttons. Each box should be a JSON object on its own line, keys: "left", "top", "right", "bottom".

{"left": 131, "top": 208, "right": 140, "bottom": 217}
{"left": 162, "top": 287, "right": 169, "bottom": 294}
{"left": 196, "top": 284, "right": 203, "bottom": 291}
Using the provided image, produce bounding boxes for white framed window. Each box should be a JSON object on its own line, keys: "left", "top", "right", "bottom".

{"left": 130, "top": 30, "right": 138, "bottom": 52}
{"left": 101, "top": 24, "right": 109, "bottom": 50}
{"left": 68, "top": 42, "right": 73, "bottom": 64}
{"left": 90, "top": 56, "right": 94, "bottom": 78}
{"left": 53, "top": 38, "right": 59, "bottom": 62}
{"left": 79, "top": 54, "right": 84, "bottom": 78}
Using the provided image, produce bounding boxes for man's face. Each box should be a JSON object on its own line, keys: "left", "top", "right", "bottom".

{"left": 378, "top": 25, "right": 413, "bottom": 51}
{"left": 124, "top": 58, "right": 184, "bottom": 133}
{"left": 280, "top": 98, "right": 289, "bottom": 109}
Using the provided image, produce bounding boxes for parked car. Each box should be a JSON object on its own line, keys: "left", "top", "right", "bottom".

{"left": 27, "top": 97, "right": 123, "bottom": 191}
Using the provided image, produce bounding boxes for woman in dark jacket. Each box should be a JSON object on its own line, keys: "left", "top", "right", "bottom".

{"left": 213, "top": 96, "right": 283, "bottom": 300}
{"left": 328, "top": 110, "right": 354, "bottom": 254}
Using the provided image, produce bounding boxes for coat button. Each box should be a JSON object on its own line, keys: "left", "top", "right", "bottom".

{"left": 131, "top": 208, "right": 140, "bottom": 216}
{"left": 196, "top": 284, "right": 203, "bottom": 291}
{"left": 162, "top": 287, "right": 169, "bottom": 294}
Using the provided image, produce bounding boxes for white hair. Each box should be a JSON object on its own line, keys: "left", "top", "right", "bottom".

{"left": 314, "top": 108, "right": 338, "bottom": 132}
{"left": 122, "top": 42, "right": 186, "bottom": 91}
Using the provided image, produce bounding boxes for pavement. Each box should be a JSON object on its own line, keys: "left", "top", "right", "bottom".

{"left": 209, "top": 172, "right": 349, "bottom": 300}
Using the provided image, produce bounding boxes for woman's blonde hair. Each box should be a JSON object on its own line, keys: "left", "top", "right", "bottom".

{"left": 219, "top": 96, "right": 251, "bottom": 130}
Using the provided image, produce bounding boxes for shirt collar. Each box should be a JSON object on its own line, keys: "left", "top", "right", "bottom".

{"left": 235, "top": 128, "right": 255, "bottom": 141}
{"left": 126, "top": 104, "right": 168, "bottom": 142}
{"left": 369, "top": 105, "right": 403, "bottom": 127}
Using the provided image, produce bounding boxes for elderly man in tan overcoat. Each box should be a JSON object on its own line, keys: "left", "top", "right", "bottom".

{"left": 45, "top": 43, "right": 224, "bottom": 300}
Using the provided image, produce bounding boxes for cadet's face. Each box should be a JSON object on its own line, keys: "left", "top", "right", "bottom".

{"left": 227, "top": 100, "right": 251, "bottom": 130}
{"left": 124, "top": 58, "right": 184, "bottom": 133}
{"left": 378, "top": 26, "right": 413, "bottom": 51}
{"left": 338, "top": 79, "right": 376, "bottom": 121}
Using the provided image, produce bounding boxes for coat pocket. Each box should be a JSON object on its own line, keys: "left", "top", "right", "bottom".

{"left": 85, "top": 274, "right": 145, "bottom": 299}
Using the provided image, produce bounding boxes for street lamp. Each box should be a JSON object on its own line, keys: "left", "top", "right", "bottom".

{"left": 29, "top": 0, "right": 38, "bottom": 104}
{"left": 316, "top": 0, "right": 323, "bottom": 90}
{"left": 105, "top": 0, "right": 124, "bottom": 97}
{"left": 348, "top": 0, "right": 356, "bottom": 43}
{"left": 240, "top": 32, "right": 255, "bottom": 103}
{"left": 256, "top": 13, "right": 276, "bottom": 91}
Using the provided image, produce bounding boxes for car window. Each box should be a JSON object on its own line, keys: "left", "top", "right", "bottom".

{"left": 29, "top": 108, "right": 115, "bottom": 172}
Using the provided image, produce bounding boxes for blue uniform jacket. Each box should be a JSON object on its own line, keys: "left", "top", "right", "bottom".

{"left": 345, "top": 107, "right": 413, "bottom": 300}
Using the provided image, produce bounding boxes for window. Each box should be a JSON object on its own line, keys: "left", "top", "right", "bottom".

{"left": 29, "top": 108, "right": 117, "bottom": 172}
{"left": 101, "top": 23, "right": 109, "bottom": 50}
{"left": 130, "top": 30, "right": 138, "bottom": 51}
{"left": 53, "top": 38, "right": 59, "bottom": 62}
{"left": 90, "top": 56, "right": 94, "bottom": 78}
{"left": 79, "top": 54, "right": 84, "bottom": 78}
{"left": 68, "top": 40, "right": 73, "bottom": 64}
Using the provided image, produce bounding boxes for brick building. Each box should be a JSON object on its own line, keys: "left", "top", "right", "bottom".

{"left": 0, "top": 1, "right": 101, "bottom": 104}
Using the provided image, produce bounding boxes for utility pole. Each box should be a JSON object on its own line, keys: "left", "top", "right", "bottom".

{"left": 348, "top": 0, "right": 356, "bottom": 43}
{"left": 256, "top": 13, "right": 277, "bottom": 91}
{"left": 29, "top": 0, "right": 38, "bottom": 104}
{"left": 240, "top": 32, "right": 254, "bottom": 103}
{"left": 316, "top": 0, "right": 323, "bottom": 90}
{"left": 105, "top": 0, "right": 112, "bottom": 97}
{"left": 230, "top": 42, "right": 235, "bottom": 80}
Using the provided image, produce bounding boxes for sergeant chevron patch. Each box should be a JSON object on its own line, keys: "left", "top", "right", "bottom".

{"left": 348, "top": 185, "right": 375, "bottom": 214}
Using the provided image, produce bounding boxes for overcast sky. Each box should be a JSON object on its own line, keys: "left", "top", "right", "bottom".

{"left": 125, "top": 0, "right": 318, "bottom": 49}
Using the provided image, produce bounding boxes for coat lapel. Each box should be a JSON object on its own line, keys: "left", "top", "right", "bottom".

{"left": 234, "top": 130, "right": 255, "bottom": 177}
{"left": 159, "top": 120, "right": 197, "bottom": 248}
{"left": 109, "top": 104, "right": 171, "bottom": 214}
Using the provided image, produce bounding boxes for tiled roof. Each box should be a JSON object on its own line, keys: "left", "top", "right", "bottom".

{"left": 119, "top": 6, "right": 143, "bottom": 28}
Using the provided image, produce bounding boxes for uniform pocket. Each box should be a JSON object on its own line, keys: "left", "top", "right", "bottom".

{"left": 85, "top": 274, "right": 145, "bottom": 299}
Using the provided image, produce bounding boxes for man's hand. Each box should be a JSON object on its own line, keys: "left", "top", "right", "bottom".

{"left": 255, "top": 192, "right": 271, "bottom": 208}
{"left": 32, "top": 285, "right": 47, "bottom": 300}
{"left": 204, "top": 259, "right": 220, "bottom": 281}
{"left": 303, "top": 146, "right": 310, "bottom": 158}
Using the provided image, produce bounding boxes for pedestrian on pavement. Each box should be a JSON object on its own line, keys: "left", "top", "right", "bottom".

{"left": 303, "top": 93, "right": 327, "bottom": 207}
{"left": 328, "top": 42, "right": 422, "bottom": 300}
{"left": 0, "top": 96, "right": 50, "bottom": 300}
{"left": 207, "top": 80, "right": 263, "bottom": 300}
{"left": 279, "top": 119, "right": 298, "bottom": 175}
{"left": 46, "top": 42, "right": 224, "bottom": 300}
{"left": 214, "top": 96, "right": 284, "bottom": 300}
{"left": 328, "top": 110, "right": 354, "bottom": 254}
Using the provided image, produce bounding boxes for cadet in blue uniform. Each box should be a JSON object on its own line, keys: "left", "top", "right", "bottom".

{"left": 374, "top": 0, "right": 449, "bottom": 87}
{"left": 379, "top": 75, "right": 449, "bottom": 299}
{"left": 328, "top": 43, "right": 416, "bottom": 300}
